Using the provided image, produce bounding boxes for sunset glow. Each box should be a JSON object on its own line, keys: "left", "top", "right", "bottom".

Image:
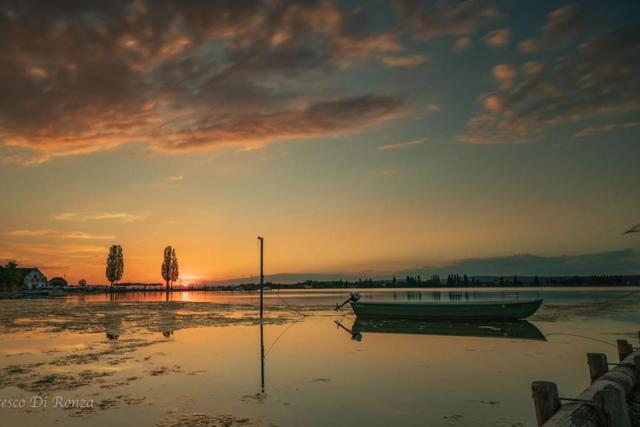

{"left": 2, "top": 3, "right": 640, "bottom": 427}
{"left": 0, "top": 1, "right": 638, "bottom": 285}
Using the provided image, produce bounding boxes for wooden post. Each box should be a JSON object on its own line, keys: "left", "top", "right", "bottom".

{"left": 593, "top": 384, "right": 631, "bottom": 427}
{"left": 617, "top": 339, "right": 633, "bottom": 361}
{"left": 634, "top": 355, "right": 640, "bottom": 382}
{"left": 626, "top": 341, "right": 634, "bottom": 358}
{"left": 531, "top": 381, "right": 561, "bottom": 426}
{"left": 587, "top": 353, "right": 609, "bottom": 383}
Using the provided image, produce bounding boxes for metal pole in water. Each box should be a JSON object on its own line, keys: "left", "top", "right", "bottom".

{"left": 258, "top": 236, "right": 264, "bottom": 319}
{"left": 257, "top": 236, "right": 265, "bottom": 393}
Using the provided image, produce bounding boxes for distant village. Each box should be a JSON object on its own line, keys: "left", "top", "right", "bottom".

{"left": 0, "top": 261, "right": 166, "bottom": 296}
{"left": 2, "top": 259, "right": 640, "bottom": 298}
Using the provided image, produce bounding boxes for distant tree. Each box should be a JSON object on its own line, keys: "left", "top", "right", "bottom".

{"left": 533, "top": 276, "right": 540, "bottom": 286}
{"left": 498, "top": 277, "right": 504, "bottom": 286}
{"left": 463, "top": 274, "right": 469, "bottom": 286}
{"left": 162, "top": 246, "right": 180, "bottom": 290}
{"left": 78, "top": 279, "right": 87, "bottom": 287}
{"left": 2, "top": 260, "right": 19, "bottom": 292}
{"left": 106, "top": 245, "right": 124, "bottom": 288}
{"left": 161, "top": 246, "right": 172, "bottom": 290}
{"left": 170, "top": 248, "right": 179, "bottom": 288}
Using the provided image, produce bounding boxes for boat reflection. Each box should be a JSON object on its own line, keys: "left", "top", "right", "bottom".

{"left": 336, "top": 318, "right": 546, "bottom": 341}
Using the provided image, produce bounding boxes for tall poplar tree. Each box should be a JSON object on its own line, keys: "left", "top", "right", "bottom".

{"left": 161, "top": 246, "right": 173, "bottom": 290}
{"left": 170, "top": 248, "right": 179, "bottom": 288}
{"left": 106, "top": 245, "right": 124, "bottom": 288}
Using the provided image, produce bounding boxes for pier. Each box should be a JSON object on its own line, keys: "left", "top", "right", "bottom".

{"left": 531, "top": 335, "right": 640, "bottom": 426}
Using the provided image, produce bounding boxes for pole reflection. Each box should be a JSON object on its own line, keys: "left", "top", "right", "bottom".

{"left": 260, "top": 320, "right": 265, "bottom": 393}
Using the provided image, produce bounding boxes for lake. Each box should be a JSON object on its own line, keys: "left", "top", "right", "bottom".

{"left": 1, "top": 287, "right": 639, "bottom": 427}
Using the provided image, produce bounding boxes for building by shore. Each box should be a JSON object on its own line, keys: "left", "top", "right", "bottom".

{"left": 0, "top": 265, "right": 47, "bottom": 292}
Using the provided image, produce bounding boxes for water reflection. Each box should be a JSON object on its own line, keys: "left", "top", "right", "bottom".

{"left": 3, "top": 288, "right": 640, "bottom": 427}
{"left": 260, "top": 320, "right": 265, "bottom": 394}
{"left": 104, "top": 304, "right": 122, "bottom": 340}
{"left": 336, "top": 318, "right": 545, "bottom": 341}
{"left": 335, "top": 319, "right": 362, "bottom": 341}
{"left": 101, "top": 296, "right": 178, "bottom": 340}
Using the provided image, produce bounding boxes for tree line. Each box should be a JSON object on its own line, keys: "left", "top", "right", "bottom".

{"left": 105, "top": 245, "right": 179, "bottom": 290}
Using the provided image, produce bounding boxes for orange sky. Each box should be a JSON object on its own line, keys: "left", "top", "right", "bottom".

{"left": 1, "top": 1, "right": 639, "bottom": 284}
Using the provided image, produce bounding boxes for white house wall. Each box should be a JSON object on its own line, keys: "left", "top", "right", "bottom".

{"left": 24, "top": 270, "right": 47, "bottom": 290}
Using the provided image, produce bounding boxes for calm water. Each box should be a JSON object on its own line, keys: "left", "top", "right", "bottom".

{"left": 1, "top": 287, "right": 639, "bottom": 427}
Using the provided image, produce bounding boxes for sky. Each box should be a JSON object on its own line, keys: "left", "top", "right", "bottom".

{"left": 0, "top": 0, "right": 639, "bottom": 284}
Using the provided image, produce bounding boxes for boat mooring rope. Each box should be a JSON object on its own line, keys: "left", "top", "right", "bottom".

{"left": 543, "top": 333, "right": 617, "bottom": 347}
{"left": 264, "top": 322, "right": 297, "bottom": 357}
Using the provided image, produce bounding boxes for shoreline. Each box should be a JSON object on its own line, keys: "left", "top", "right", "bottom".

{"left": 2, "top": 283, "right": 640, "bottom": 300}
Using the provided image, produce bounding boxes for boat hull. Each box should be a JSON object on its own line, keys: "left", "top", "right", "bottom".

{"left": 350, "top": 299, "right": 543, "bottom": 321}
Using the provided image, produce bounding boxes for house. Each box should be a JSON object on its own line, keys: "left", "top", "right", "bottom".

{"left": 48, "top": 277, "right": 68, "bottom": 288}
{"left": 0, "top": 266, "right": 48, "bottom": 292}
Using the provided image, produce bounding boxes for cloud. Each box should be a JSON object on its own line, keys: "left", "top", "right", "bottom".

{"left": 396, "top": 0, "right": 500, "bottom": 40}
{"left": 378, "top": 137, "right": 427, "bottom": 151}
{"left": 380, "top": 54, "right": 429, "bottom": 67}
{"left": 55, "top": 212, "right": 149, "bottom": 223}
{"left": 484, "top": 28, "right": 510, "bottom": 47}
{"left": 3, "top": 243, "right": 107, "bottom": 261}
{"left": 519, "top": 4, "right": 588, "bottom": 53}
{"left": 426, "top": 104, "right": 442, "bottom": 112}
{"left": 453, "top": 36, "right": 472, "bottom": 52}
{"left": 482, "top": 95, "right": 504, "bottom": 112}
{"left": 165, "top": 175, "right": 184, "bottom": 182}
{"left": 2, "top": 230, "right": 114, "bottom": 240}
{"left": 460, "top": 27, "right": 640, "bottom": 144}
{"left": 574, "top": 122, "right": 640, "bottom": 138}
{"left": 157, "top": 95, "right": 405, "bottom": 152}
{"left": 492, "top": 64, "right": 517, "bottom": 89}
{"left": 0, "top": 1, "right": 407, "bottom": 164}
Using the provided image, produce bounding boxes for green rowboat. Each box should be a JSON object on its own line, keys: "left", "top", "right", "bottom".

{"left": 350, "top": 299, "right": 543, "bottom": 321}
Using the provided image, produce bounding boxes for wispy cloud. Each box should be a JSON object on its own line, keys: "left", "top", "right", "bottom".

{"left": 519, "top": 4, "right": 587, "bottom": 53}
{"left": 484, "top": 28, "right": 510, "bottom": 47}
{"left": 165, "top": 175, "right": 184, "bottom": 182}
{"left": 396, "top": 0, "right": 501, "bottom": 40}
{"left": 460, "top": 27, "right": 640, "bottom": 144}
{"left": 453, "top": 36, "right": 472, "bottom": 52}
{"left": 378, "top": 138, "right": 427, "bottom": 151}
{"left": 492, "top": 64, "right": 517, "bottom": 89}
{"left": 380, "top": 54, "right": 429, "bottom": 67}
{"left": 574, "top": 122, "right": 639, "bottom": 138}
{"left": 55, "top": 212, "right": 149, "bottom": 223}
{"left": 2, "top": 230, "right": 114, "bottom": 240}
{"left": 0, "top": 1, "right": 408, "bottom": 165}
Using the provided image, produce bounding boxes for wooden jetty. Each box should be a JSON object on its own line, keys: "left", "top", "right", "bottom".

{"left": 531, "top": 334, "right": 640, "bottom": 426}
